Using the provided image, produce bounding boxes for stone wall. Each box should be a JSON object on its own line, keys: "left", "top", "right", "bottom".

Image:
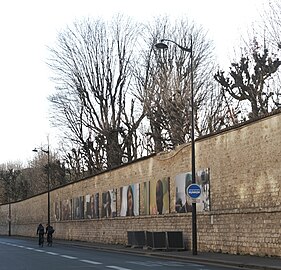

{"left": 0, "top": 112, "right": 280, "bottom": 257}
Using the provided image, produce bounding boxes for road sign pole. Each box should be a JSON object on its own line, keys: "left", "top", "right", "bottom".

{"left": 187, "top": 183, "right": 201, "bottom": 255}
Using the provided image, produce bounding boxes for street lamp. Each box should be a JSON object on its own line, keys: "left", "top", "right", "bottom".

{"left": 32, "top": 144, "right": 50, "bottom": 226}
{"left": 8, "top": 191, "right": 11, "bottom": 236}
{"left": 155, "top": 37, "right": 197, "bottom": 255}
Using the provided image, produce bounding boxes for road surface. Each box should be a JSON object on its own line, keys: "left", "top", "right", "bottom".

{"left": 0, "top": 237, "right": 241, "bottom": 270}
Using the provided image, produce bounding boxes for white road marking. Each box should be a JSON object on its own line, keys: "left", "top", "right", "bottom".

{"left": 60, "top": 255, "right": 78, "bottom": 260}
{"left": 151, "top": 260, "right": 187, "bottom": 267}
{"left": 126, "top": 261, "right": 161, "bottom": 267}
{"left": 106, "top": 266, "right": 132, "bottom": 270}
{"left": 46, "top": 251, "right": 59, "bottom": 256}
{"left": 80, "top": 259, "right": 102, "bottom": 265}
{"left": 34, "top": 249, "right": 44, "bottom": 252}
{"left": 25, "top": 247, "right": 35, "bottom": 250}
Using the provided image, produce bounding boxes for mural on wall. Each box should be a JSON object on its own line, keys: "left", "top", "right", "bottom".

{"left": 85, "top": 193, "right": 99, "bottom": 219}
{"left": 61, "top": 199, "right": 72, "bottom": 220}
{"left": 54, "top": 201, "right": 60, "bottom": 221}
{"left": 85, "top": 195, "right": 92, "bottom": 219}
{"left": 175, "top": 168, "right": 210, "bottom": 213}
{"left": 120, "top": 184, "right": 140, "bottom": 216}
{"left": 52, "top": 170, "right": 209, "bottom": 220}
{"left": 94, "top": 193, "right": 99, "bottom": 218}
{"left": 150, "top": 177, "right": 170, "bottom": 215}
{"left": 143, "top": 181, "right": 150, "bottom": 215}
{"left": 73, "top": 196, "right": 84, "bottom": 219}
{"left": 101, "top": 190, "right": 117, "bottom": 218}
{"left": 196, "top": 168, "right": 210, "bottom": 211}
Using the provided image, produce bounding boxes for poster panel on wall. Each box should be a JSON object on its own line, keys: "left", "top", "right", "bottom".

{"left": 101, "top": 189, "right": 117, "bottom": 218}
{"left": 120, "top": 183, "right": 140, "bottom": 217}
{"left": 85, "top": 195, "right": 92, "bottom": 219}
{"left": 94, "top": 193, "right": 99, "bottom": 218}
{"left": 196, "top": 168, "right": 210, "bottom": 211}
{"left": 54, "top": 201, "right": 61, "bottom": 221}
{"left": 85, "top": 193, "right": 99, "bottom": 219}
{"left": 73, "top": 196, "right": 84, "bottom": 220}
{"left": 61, "top": 199, "right": 72, "bottom": 220}
{"left": 149, "top": 177, "right": 170, "bottom": 215}
{"left": 175, "top": 168, "right": 210, "bottom": 213}
{"left": 143, "top": 181, "right": 150, "bottom": 215}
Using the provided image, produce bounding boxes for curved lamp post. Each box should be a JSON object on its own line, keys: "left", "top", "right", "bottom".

{"left": 32, "top": 144, "right": 50, "bottom": 226}
{"left": 155, "top": 37, "right": 197, "bottom": 255}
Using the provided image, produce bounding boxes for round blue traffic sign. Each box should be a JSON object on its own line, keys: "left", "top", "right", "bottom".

{"left": 187, "top": 184, "right": 201, "bottom": 199}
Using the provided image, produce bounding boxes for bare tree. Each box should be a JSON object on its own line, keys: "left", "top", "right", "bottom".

{"left": 0, "top": 163, "right": 28, "bottom": 203}
{"left": 48, "top": 16, "right": 144, "bottom": 171}
{"left": 134, "top": 17, "right": 222, "bottom": 153}
{"left": 263, "top": 0, "right": 281, "bottom": 49}
{"left": 0, "top": 155, "right": 67, "bottom": 203}
{"left": 261, "top": 0, "right": 281, "bottom": 109}
{"left": 196, "top": 83, "right": 240, "bottom": 135}
{"left": 28, "top": 150, "right": 67, "bottom": 194}
{"left": 214, "top": 38, "right": 281, "bottom": 119}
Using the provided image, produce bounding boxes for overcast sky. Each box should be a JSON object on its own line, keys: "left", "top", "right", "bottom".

{"left": 0, "top": 0, "right": 269, "bottom": 165}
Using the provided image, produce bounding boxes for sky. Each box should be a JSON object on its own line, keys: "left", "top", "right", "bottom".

{"left": 0, "top": 0, "right": 269, "bottom": 165}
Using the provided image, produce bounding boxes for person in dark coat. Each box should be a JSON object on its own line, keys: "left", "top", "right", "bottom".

{"left": 36, "top": 223, "right": 44, "bottom": 246}
{"left": 46, "top": 224, "right": 55, "bottom": 246}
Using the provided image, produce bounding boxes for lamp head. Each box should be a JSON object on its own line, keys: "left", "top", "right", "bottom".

{"left": 155, "top": 40, "right": 191, "bottom": 53}
{"left": 32, "top": 148, "right": 38, "bottom": 153}
{"left": 155, "top": 42, "right": 168, "bottom": 50}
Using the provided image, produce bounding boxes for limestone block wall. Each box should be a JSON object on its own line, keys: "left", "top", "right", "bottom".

{"left": 204, "top": 115, "right": 281, "bottom": 211}
{"left": 0, "top": 111, "right": 280, "bottom": 257}
{"left": 0, "top": 204, "right": 9, "bottom": 233}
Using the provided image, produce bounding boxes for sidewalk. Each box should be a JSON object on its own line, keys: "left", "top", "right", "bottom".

{"left": 55, "top": 239, "right": 281, "bottom": 270}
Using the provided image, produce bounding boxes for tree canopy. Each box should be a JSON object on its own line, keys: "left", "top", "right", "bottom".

{"left": 2, "top": 8, "right": 281, "bottom": 203}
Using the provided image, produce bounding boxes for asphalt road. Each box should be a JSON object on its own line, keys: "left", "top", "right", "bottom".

{"left": 0, "top": 237, "right": 241, "bottom": 270}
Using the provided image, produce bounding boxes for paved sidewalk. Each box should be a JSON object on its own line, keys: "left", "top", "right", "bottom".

{"left": 55, "top": 239, "right": 281, "bottom": 270}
